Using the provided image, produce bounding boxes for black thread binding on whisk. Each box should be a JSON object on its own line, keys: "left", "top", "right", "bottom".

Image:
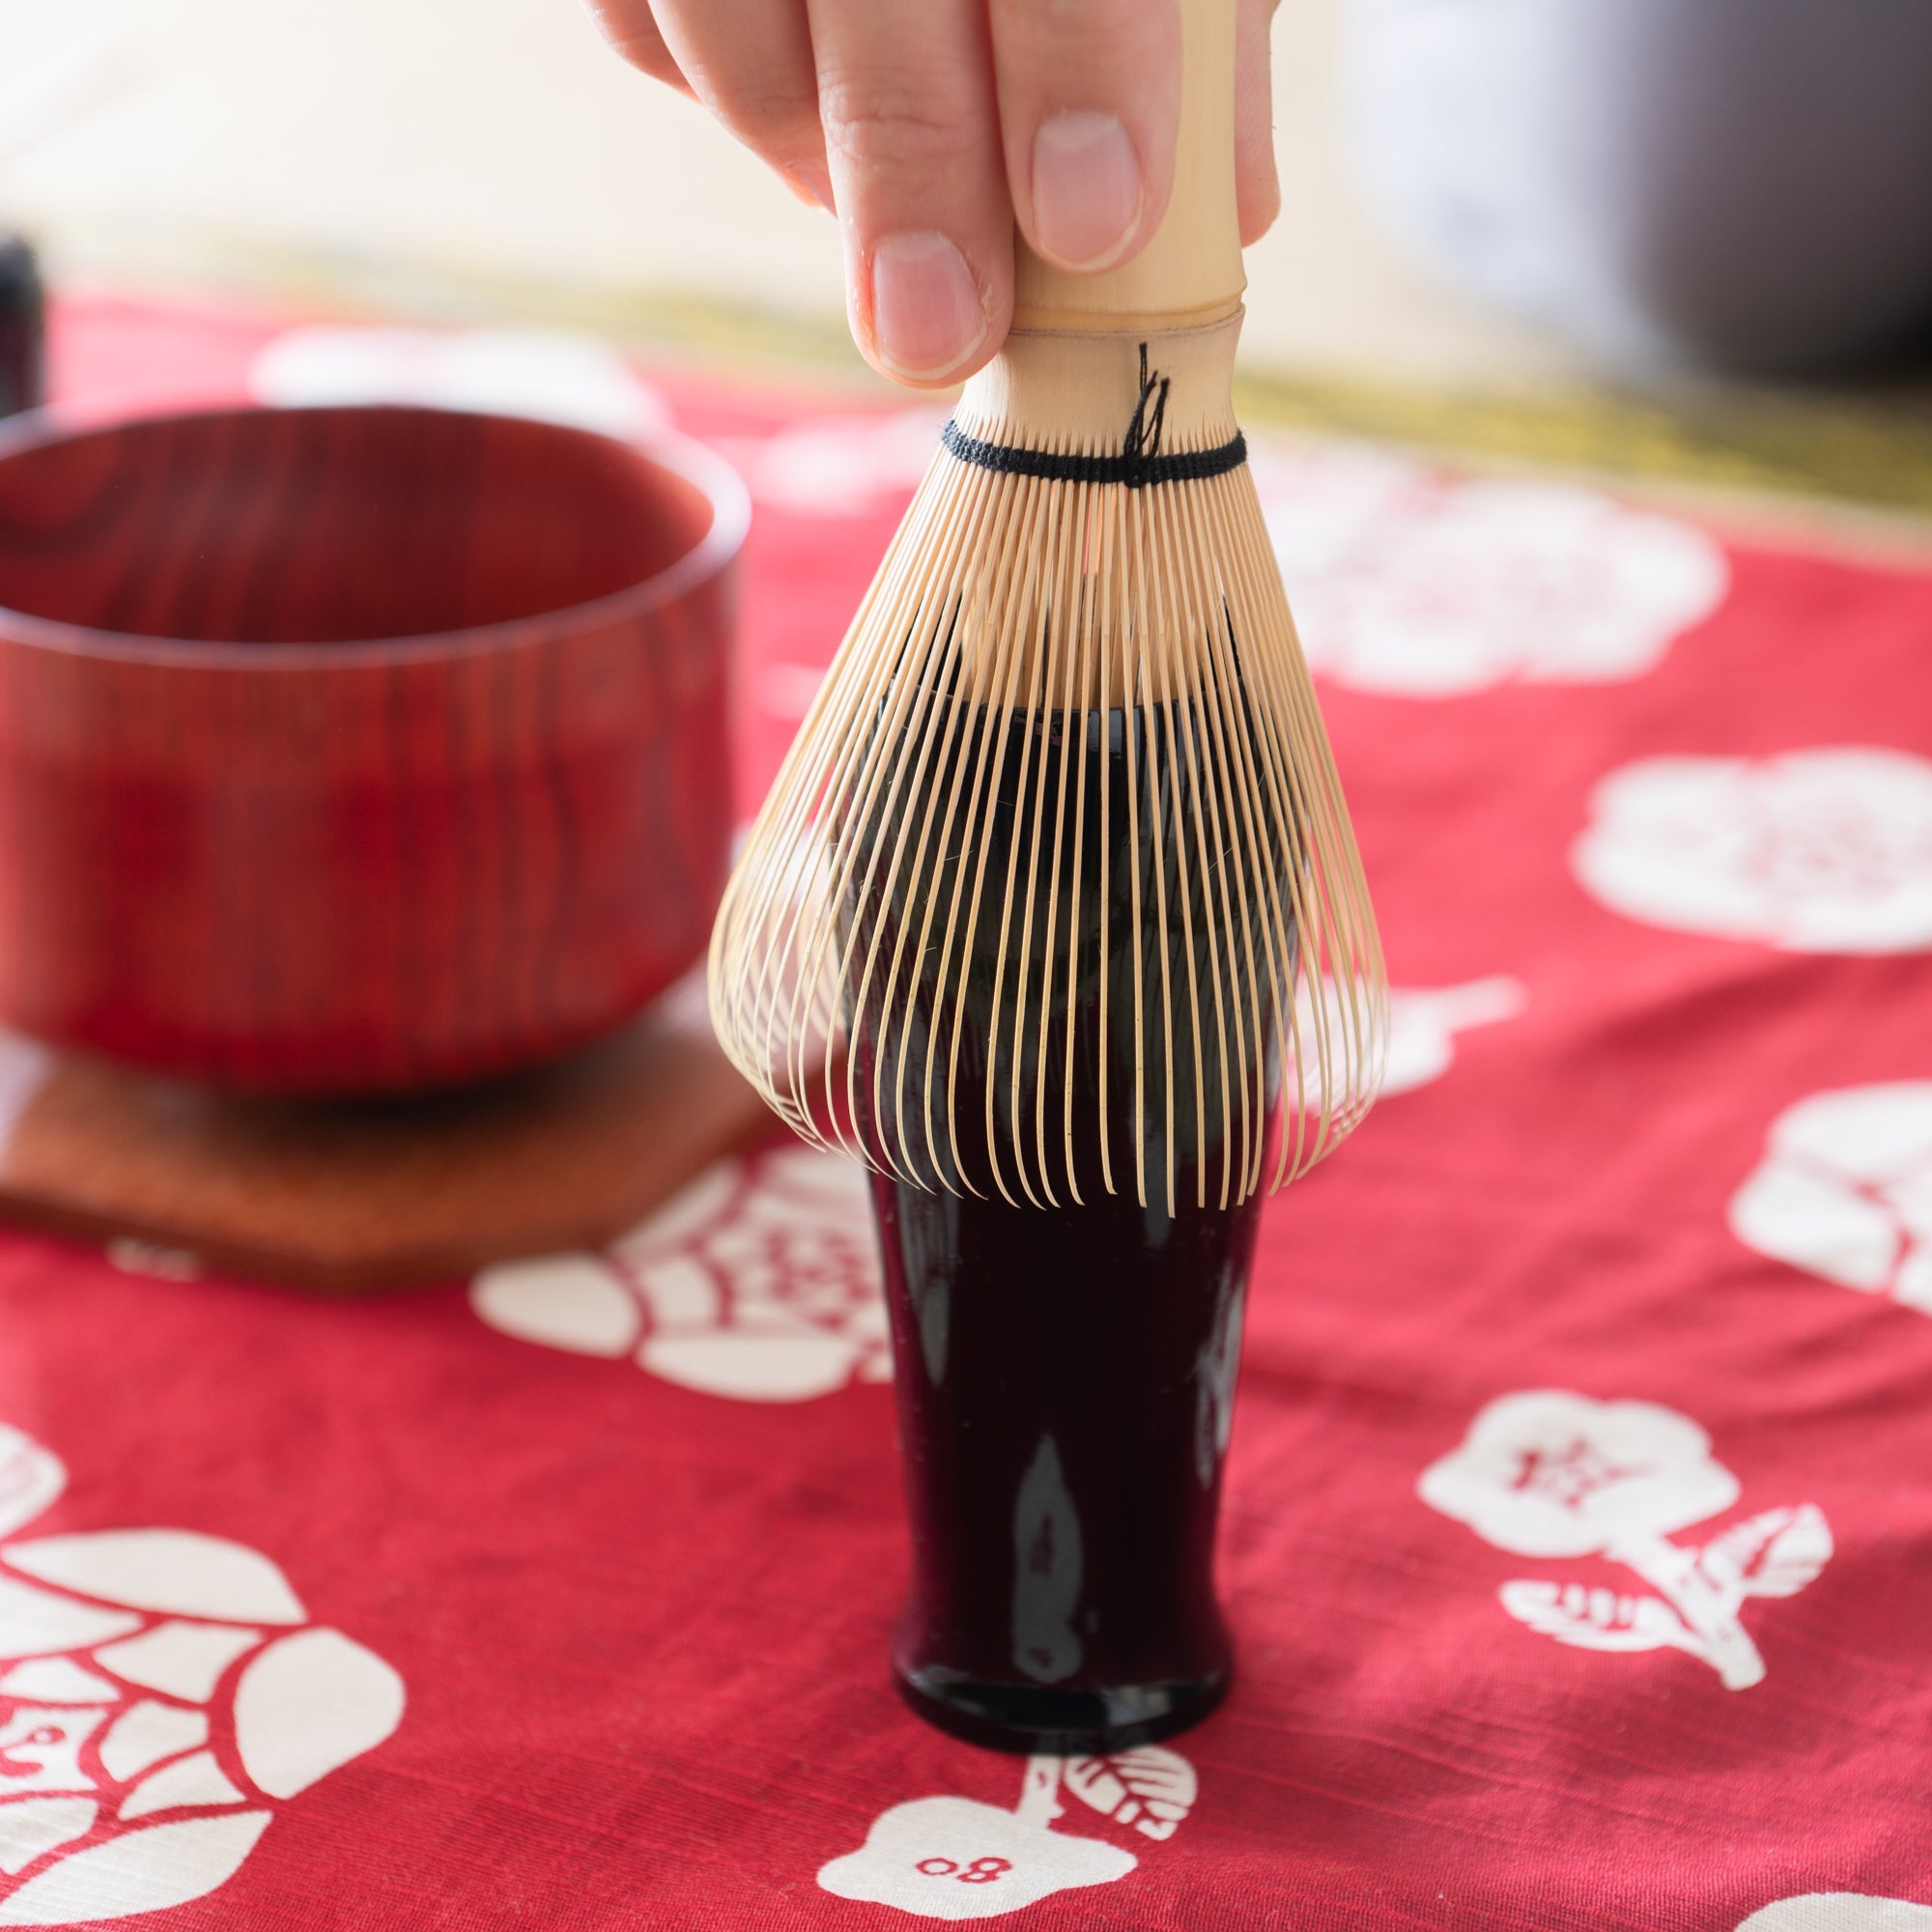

{"left": 940, "top": 342, "right": 1246, "bottom": 489}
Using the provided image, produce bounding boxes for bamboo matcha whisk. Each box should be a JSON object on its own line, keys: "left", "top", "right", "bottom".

{"left": 711, "top": 0, "right": 1387, "bottom": 1217}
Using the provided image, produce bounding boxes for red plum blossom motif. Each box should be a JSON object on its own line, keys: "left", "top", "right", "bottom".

{"left": 1421, "top": 1392, "right": 1831, "bottom": 1690}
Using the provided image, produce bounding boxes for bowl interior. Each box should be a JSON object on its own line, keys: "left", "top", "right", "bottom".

{"left": 0, "top": 404, "right": 716, "bottom": 647}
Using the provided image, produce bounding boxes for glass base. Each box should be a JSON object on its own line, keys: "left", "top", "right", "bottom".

{"left": 895, "top": 1664, "right": 1230, "bottom": 1755}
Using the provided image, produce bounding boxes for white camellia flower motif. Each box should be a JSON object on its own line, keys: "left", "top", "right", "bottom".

{"left": 1730, "top": 1083, "right": 1932, "bottom": 1314}
{"left": 818, "top": 1748, "right": 1194, "bottom": 1921}
{"left": 1252, "top": 440, "right": 1728, "bottom": 696}
{"left": 1421, "top": 1392, "right": 1831, "bottom": 1690}
{"left": 1739, "top": 1899, "right": 1932, "bottom": 1932}
{"left": 1572, "top": 748, "right": 1932, "bottom": 952}
{"left": 0, "top": 1425, "right": 402, "bottom": 1925}
{"left": 471, "top": 1146, "right": 890, "bottom": 1403}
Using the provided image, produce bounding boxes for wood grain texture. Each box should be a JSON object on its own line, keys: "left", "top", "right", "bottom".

{"left": 0, "top": 403, "right": 741, "bottom": 1093}
{"left": 0, "top": 979, "right": 772, "bottom": 1293}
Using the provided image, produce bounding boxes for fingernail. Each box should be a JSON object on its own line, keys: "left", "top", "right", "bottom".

{"left": 870, "top": 232, "right": 987, "bottom": 381}
{"left": 1031, "top": 111, "right": 1143, "bottom": 270}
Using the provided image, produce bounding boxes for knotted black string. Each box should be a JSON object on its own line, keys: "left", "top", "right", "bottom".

{"left": 940, "top": 341, "right": 1246, "bottom": 489}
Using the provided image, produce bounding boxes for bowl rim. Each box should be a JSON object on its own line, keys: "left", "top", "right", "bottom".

{"left": 0, "top": 398, "right": 753, "bottom": 668}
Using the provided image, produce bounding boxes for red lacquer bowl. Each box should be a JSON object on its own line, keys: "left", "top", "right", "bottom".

{"left": 0, "top": 401, "right": 747, "bottom": 1093}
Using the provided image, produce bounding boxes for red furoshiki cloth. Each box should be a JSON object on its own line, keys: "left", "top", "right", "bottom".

{"left": 0, "top": 296, "right": 1926, "bottom": 1931}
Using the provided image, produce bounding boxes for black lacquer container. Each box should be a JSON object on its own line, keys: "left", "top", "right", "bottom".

{"left": 0, "top": 234, "right": 44, "bottom": 421}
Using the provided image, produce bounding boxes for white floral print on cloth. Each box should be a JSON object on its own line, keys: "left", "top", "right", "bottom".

{"left": 1383, "top": 979, "right": 1528, "bottom": 1094}
{"left": 819, "top": 1747, "right": 1195, "bottom": 1921}
{"left": 0, "top": 1425, "right": 402, "bottom": 1926}
{"left": 1572, "top": 748, "right": 1932, "bottom": 952}
{"left": 249, "top": 326, "right": 671, "bottom": 440}
{"left": 1296, "top": 977, "right": 1527, "bottom": 1104}
{"left": 471, "top": 1146, "right": 889, "bottom": 1403}
{"left": 1731, "top": 1083, "right": 1932, "bottom": 1316}
{"left": 1420, "top": 1392, "right": 1831, "bottom": 1690}
{"left": 472, "top": 979, "right": 1523, "bottom": 1408}
{"left": 1740, "top": 1899, "right": 1932, "bottom": 1931}
{"left": 732, "top": 408, "right": 951, "bottom": 518}
{"left": 1251, "top": 440, "right": 1728, "bottom": 696}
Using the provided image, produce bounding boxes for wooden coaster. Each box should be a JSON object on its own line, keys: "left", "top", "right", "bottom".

{"left": 0, "top": 980, "right": 773, "bottom": 1294}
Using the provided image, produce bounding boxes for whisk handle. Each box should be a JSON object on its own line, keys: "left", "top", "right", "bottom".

{"left": 1011, "top": 0, "right": 1246, "bottom": 333}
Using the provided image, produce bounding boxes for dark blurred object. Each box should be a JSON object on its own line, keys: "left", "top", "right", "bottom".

{"left": 0, "top": 400, "right": 747, "bottom": 1094}
{"left": 1345, "top": 0, "right": 1932, "bottom": 377}
{"left": 0, "top": 234, "right": 43, "bottom": 417}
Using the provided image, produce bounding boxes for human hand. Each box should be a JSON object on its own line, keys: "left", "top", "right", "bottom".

{"left": 585, "top": 0, "right": 1282, "bottom": 388}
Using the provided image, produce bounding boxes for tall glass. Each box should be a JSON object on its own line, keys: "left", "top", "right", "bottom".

{"left": 852, "top": 692, "right": 1285, "bottom": 1752}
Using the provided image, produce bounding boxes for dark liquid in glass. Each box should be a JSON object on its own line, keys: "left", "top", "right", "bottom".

{"left": 850, "top": 682, "right": 1288, "bottom": 1752}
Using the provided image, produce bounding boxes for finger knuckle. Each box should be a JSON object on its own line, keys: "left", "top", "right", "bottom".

{"left": 991, "top": 0, "right": 1161, "bottom": 59}
{"left": 818, "top": 70, "right": 979, "bottom": 171}
{"left": 711, "top": 74, "right": 818, "bottom": 147}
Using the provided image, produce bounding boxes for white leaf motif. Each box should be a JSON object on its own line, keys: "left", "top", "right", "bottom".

{"left": 1063, "top": 1747, "right": 1198, "bottom": 1842}
{"left": 1700, "top": 1506, "right": 1833, "bottom": 1600}
{"left": 3, "top": 1533, "right": 305, "bottom": 1626}
{"left": 233, "top": 1629, "right": 406, "bottom": 1798}
{"left": 1498, "top": 1580, "right": 1699, "bottom": 1656}
{"left": 0, "top": 1811, "right": 271, "bottom": 1926}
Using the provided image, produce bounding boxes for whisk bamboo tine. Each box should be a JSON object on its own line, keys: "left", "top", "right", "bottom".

{"left": 710, "top": 0, "right": 1386, "bottom": 1208}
